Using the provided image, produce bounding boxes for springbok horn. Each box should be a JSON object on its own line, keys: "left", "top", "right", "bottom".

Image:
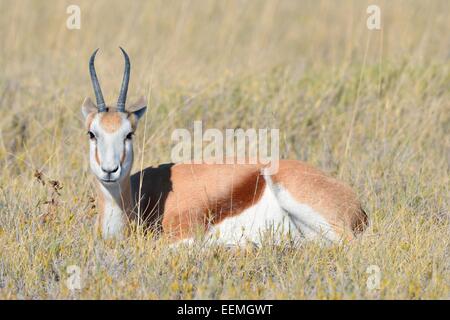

{"left": 117, "top": 47, "right": 130, "bottom": 112}
{"left": 89, "top": 49, "right": 106, "bottom": 112}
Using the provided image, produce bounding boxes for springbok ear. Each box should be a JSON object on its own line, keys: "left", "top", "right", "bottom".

{"left": 81, "top": 97, "right": 98, "bottom": 119}
{"left": 128, "top": 96, "right": 147, "bottom": 120}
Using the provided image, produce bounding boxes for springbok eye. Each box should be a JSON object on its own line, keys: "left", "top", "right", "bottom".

{"left": 88, "top": 131, "right": 96, "bottom": 140}
{"left": 126, "top": 132, "right": 134, "bottom": 140}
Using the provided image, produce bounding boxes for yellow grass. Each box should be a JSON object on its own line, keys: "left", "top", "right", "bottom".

{"left": 0, "top": 0, "right": 449, "bottom": 299}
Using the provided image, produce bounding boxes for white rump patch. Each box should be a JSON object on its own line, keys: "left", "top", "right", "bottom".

{"left": 264, "top": 171, "right": 339, "bottom": 243}
{"left": 176, "top": 169, "right": 339, "bottom": 247}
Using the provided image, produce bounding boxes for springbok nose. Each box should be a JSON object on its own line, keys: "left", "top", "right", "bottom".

{"left": 101, "top": 166, "right": 119, "bottom": 174}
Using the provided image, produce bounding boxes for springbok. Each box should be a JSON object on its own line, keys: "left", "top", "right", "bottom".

{"left": 82, "top": 48, "right": 368, "bottom": 245}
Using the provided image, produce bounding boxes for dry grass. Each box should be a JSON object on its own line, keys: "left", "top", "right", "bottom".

{"left": 0, "top": 0, "right": 449, "bottom": 299}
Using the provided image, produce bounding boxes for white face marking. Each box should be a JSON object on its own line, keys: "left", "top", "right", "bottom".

{"left": 88, "top": 113, "right": 134, "bottom": 184}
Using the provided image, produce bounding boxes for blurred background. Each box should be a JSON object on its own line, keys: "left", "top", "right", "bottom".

{"left": 0, "top": 0, "right": 448, "bottom": 172}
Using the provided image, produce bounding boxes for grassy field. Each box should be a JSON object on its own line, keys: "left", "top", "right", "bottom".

{"left": 0, "top": 0, "right": 449, "bottom": 299}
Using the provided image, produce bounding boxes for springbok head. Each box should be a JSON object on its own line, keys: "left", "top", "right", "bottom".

{"left": 81, "top": 48, "right": 147, "bottom": 184}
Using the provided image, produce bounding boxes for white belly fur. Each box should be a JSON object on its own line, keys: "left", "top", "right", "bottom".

{"left": 205, "top": 173, "right": 338, "bottom": 246}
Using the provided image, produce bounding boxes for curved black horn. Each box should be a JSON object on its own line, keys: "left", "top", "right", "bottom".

{"left": 117, "top": 47, "right": 130, "bottom": 112}
{"left": 89, "top": 49, "right": 106, "bottom": 112}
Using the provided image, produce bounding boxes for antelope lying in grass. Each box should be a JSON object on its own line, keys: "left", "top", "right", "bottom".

{"left": 82, "top": 48, "right": 368, "bottom": 245}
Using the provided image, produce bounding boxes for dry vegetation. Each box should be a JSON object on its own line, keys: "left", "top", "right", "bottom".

{"left": 0, "top": 0, "right": 449, "bottom": 299}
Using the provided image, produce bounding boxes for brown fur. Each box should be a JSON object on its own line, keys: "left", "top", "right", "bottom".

{"left": 95, "top": 148, "right": 101, "bottom": 165}
{"left": 85, "top": 109, "right": 367, "bottom": 242}
{"left": 130, "top": 163, "right": 267, "bottom": 239}
{"left": 128, "top": 161, "right": 368, "bottom": 241}
{"left": 99, "top": 111, "right": 123, "bottom": 133}
{"left": 85, "top": 108, "right": 137, "bottom": 133}
{"left": 271, "top": 160, "right": 368, "bottom": 240}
